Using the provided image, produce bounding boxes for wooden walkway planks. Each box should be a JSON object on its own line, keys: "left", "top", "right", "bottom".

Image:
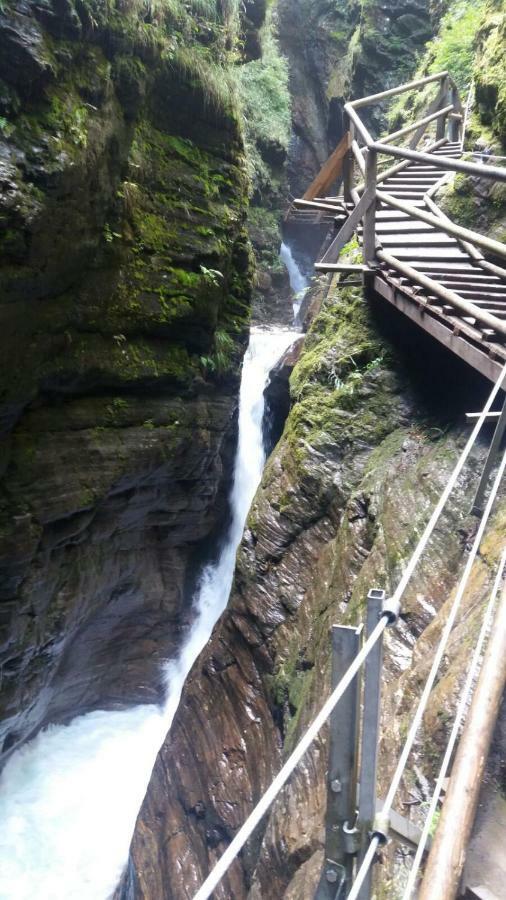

{"left": 314, "top": 139, "right": 506, "bottom": 382}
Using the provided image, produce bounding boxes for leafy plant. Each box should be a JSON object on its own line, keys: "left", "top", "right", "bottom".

{"left": 237, "top": 25, "right": 291, "bottom": 192}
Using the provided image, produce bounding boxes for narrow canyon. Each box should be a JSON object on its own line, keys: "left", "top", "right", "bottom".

{"left": 0, "top": 1, "right": 505, "bottom": 899}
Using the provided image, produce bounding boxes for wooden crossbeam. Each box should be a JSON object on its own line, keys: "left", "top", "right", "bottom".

{"left": 319, "top": 187, "right": 375, "bottom": 265}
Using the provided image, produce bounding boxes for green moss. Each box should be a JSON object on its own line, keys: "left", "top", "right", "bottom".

{"left": 474, "top": 0, "right": 506, "bottom": 146}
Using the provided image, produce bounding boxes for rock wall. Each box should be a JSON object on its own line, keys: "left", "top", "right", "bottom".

{"left": 0, "top": 0, "right": 253, "bottom": 758}
{"left": 115, "top": 4, "right": 506, "bottom": 897}
{"left": 278, "top": 0, "right": 433, "bottom": 198}
{"left": 120, "top": 271, "right": 505, "bottom": 898}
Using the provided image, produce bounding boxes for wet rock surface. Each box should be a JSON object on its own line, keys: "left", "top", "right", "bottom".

{"left": 277, "top": 0, "right": 433, "bottom": 197}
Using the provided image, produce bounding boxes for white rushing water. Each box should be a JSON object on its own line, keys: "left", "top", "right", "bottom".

{"left": 0, "top": 327, "right": 299, "bottom": 900}
{"left": 280, "top": 240, "right": 309, "bottom": 323}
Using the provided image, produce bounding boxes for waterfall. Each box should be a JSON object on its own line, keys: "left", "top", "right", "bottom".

{"left": 0, "top": 326, "right": 299, "bottom": 900}
{"left": 280, "top": 241, "right": 309, "bottom": 323}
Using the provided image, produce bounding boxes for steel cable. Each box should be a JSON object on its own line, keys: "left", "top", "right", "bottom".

{"left": 349, "top": 445, "right": 506, "bottom": 899}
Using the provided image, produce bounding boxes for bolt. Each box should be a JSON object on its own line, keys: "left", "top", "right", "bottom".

{"left": 331, "top": 778, "right": 342, "bottom": 793}
{"left": 326, "top": 868, "right": 338, "bottom": 884}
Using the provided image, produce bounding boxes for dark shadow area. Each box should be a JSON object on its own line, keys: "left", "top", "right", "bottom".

{"left": 367, "top": 287, "right": 503, "bottom": 436}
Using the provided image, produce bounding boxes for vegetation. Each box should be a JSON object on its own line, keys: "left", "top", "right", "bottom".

{"left": 237, "top": 24, "right": 291, "bottom": 195}
{"left": 387, "top": 0, "right": 485, "bottom": 133}
{"left": 474, "top": 0, "right": 506, "bottom": 146}
{"left": 426, "top": 0, "right": 485, "bottom": 91}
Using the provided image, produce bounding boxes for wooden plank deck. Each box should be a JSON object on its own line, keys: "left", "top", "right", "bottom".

{"left": 313, "top": 140, "right": 506, "bottom": 382}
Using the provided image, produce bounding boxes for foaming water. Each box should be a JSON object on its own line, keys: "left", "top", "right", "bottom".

{"left": 0, "top": 327, "right": 299, "bottom": 900}
{"left": 280, "top": 241, "right": 309, "bottom": 323}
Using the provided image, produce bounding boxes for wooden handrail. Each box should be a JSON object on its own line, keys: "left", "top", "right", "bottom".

{"left": 370, "top": 142, "right": 506, "bottom": 182}
{"left": 349, "top": 71, "right": 448, "bottom": 109}
{"left": 377, "top": 188, "right": 506, "bottom": 260}
{"left": 377, "top": 250, "right": 506, "bottom": 337}
{"left": 378, "top": 104, "right": 453, "bottom": 146}
{"left": 345, "top": 103, "right": 374, "bottom": 147}
{"left": 351, "top": 140, "right": 366, "bottom": 176}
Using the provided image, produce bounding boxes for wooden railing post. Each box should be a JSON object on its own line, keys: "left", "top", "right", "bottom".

{"left": 436, "top": 75, "right": 450, "bottom": 141}
{"left": 449, "top": 82, "right": 460, "bottom": 142}
{"left": 362, "top": 147, "right": 377, "bottom": 265}
{"left": 343, "top": 115, "right": 354, "bottom": 204}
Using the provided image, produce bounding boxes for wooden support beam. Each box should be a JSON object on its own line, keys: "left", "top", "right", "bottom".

{"left": 418, "top": 583, "right": 506, "bottom": 900}
{"left": 362, "top": 150, "right": 377, "bottom": 265}
{"left": 373, "top": 275, "right": 504, "bottom": 383}
{"left": 302, "top": 133, "right": 351, "bottom": 201}
{"left": 319, "top": 187, "right": 375, "bottom": 265}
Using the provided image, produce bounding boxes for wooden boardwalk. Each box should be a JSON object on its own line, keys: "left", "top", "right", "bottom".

{"left": 371, "top": 141, "right": 506, "bottom": 382}
{"left": 292, "top": 73, "right": 506, "bottom": 383}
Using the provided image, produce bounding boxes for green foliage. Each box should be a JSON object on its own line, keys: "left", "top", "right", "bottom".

{"left": 169, "top": 45, "right": 238, "bottom": 117}
{"left": 237, "top": 28, "right": 291, "bottom": 192}
{"left": 387, "top": 0, "right": 485, "bottom": 133}
{"left": 474, "top": 0, "right": 506, "bottom": 146}
{"left": 427, "top": 0, "right": 485, "bottom": 91}
{"left": 200, "top": 328, "right": 236, "bottom": 373}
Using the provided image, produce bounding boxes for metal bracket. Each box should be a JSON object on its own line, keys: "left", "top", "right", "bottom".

{"left": 471, "top": 392, "right": 506, "bottom": 517}
{"left": 382, "top": 596, "right": 401, "bottom": 625}
{"left": 372, "top": 811, "right": 390, "bottom": 846}
{"left": 324, "top": 860, "right": 347, "bottom": 899}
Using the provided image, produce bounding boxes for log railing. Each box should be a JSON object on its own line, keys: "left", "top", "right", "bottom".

{"left": 296, "top": 70, "right": 506, "bottom": 301}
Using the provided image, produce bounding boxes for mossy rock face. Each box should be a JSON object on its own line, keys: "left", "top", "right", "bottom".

{"left": 437, "top": 170, "right": 506, "bottom": 244}
{"left": 0, "top": 0, "right": 253, "bottom": 427}
{"left": 474, "top": 0, "right": 506, "bottom": 147}
{"left": 0, "top": 0, "right": 256, "bottom": 754}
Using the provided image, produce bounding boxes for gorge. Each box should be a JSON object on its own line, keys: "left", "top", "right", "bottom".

{"left": 1, "top": 0, "right": 506, "bottom": 899}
